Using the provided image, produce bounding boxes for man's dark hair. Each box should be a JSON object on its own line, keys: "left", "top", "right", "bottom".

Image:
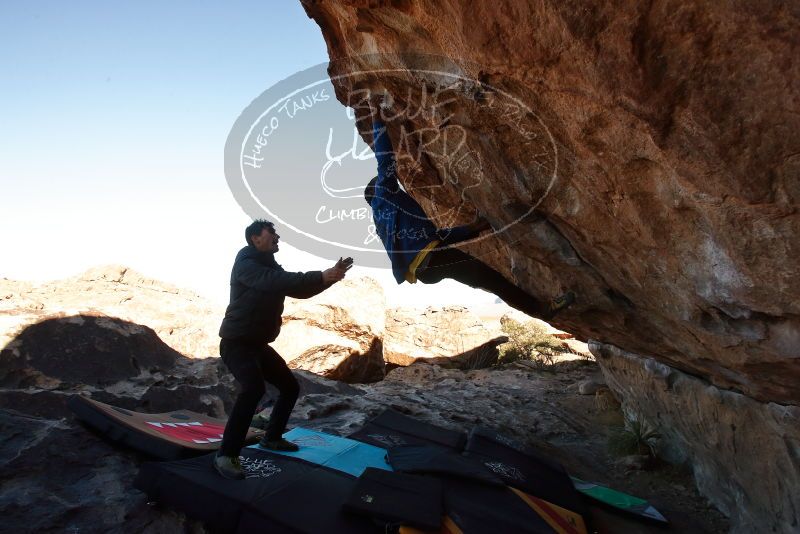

{"left": 245, "top": 219, "right": 275, "bottom": 246}
{"left": 364, "top": 176, "right": 378, "bottom": 205}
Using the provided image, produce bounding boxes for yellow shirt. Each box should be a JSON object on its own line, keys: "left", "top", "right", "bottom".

{"left": 405, "top": 240, "right": 441, "bottom": 284}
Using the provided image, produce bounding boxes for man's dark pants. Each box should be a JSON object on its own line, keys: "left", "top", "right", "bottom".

{"left": 417, "top": 247, "right": 549, "bottom": 318}
{"left": 218, "top": 338, "right": 299, "bottom": 457}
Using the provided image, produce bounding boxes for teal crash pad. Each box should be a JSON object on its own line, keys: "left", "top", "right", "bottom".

{"left": 249, "top": 427, "right": 392, "bottom": 477}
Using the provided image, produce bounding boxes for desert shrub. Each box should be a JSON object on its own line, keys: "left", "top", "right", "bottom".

{"left": 496, "top": 317, "right": 570, "bottom": 369}
{"left": 608, "top": 418, "right": 661, "bottom": 457}
{"left": 461, "top": 344, "right": 500, "bottom": 370}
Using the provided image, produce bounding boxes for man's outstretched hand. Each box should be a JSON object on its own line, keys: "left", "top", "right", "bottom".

{"left": 335, "top": 257, "right": 354, "bottom": 271}
{"left": 322, "top": 257, "right": 354, "bottom": 284}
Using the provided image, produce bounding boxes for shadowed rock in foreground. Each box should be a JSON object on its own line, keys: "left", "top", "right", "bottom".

{"left": 0, "top": 314, "right": 727, "bottom": 532}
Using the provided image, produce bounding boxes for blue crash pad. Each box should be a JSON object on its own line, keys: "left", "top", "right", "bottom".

{"left": 249, "top": 427, "right": 392, "bottom": 477}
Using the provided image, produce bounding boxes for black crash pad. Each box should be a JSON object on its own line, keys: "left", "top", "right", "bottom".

{"left": 134, "top": 448, "right": 377, "bottom": 533}
{"left": 348, "top": 408, "right": 466, "bottom": 452}
{"left": 464, "top": 426, "right": 586, "bottom": 516}
{"left": 343, "top": 468, "right": 443, "bottom": 531}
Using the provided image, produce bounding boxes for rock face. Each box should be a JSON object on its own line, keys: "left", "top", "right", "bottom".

{"left": 0, "top": 315, "right": 236, "bottom": 413}
{"left": 301, "top": 2, "right": 799, "bottom": 530}
{"left": 0, "top": 315, "right": 230, "bottom": 533}
{"left": 302, "top": 0, "right": 800, "bottom": 404}
{"left": 383, "top": 305, "right": 506, "bottom": 367}
{"left": 0, "top": 314, "right": 179, "bottom": 391}
{"left": 275, "top": 279, "right": 507, "bottom": 379}
{"left": 273, "top": 276, "right": 386, "bottom": 382}
{"left": 0, "top": 407, "right": 199, "bottom": 533}
{"left": 592, "top": 341, "right": 800, "bottom": 534}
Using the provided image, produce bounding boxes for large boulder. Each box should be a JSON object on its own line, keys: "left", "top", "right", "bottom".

{"left": 0, "top": 314, "right": 235, "bottom": 413}
{"left": 0, "top": 315, "right": 230, "bottom": 533}
{"left": 383, "top": 305, "right": 506, "bottom": 368}
{"left": 0, "top": 265, "right": 223, "bottom": 359}
{"left": 301, "top": 2, "right": 799, "bottom": 531}
{"left": 0, "top": 314, "right": 179, "bottom": 391}
{"left": 302, "top": 0, "right": 799, "bottom": 404}
{"left": 592, "top": 341, "right": 800, "bottom": 534}
{"left": 0, "top": 313, "right": 359, "bottom": 533}
{"left": 272, "top": 276, "right": 386, "bottom": 382}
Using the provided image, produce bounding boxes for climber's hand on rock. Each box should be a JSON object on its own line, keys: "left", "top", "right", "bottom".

{"left": 369, "top": 89, "right": 392, "bottom": 116}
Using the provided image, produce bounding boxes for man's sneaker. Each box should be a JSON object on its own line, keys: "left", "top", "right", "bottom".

{"left": 213, "top": 453, "right": 245, "bottom": 480}
{"left": 259, "top": 437, "right": 299, "bottom": 452}
{"left": 545, "top": 291, "right": 576, "bottom": 320}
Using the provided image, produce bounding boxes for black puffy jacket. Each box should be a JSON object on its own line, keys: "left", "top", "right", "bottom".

{"left": 218, "top": 246, "right": 327, "bottom": 344}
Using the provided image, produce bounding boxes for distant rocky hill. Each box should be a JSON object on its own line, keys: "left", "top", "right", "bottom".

{"left": 0, "top": 265, "right": 224, "bottom": 360}
{"left": 0, "top": 266, "right": 520, "bottom": 377}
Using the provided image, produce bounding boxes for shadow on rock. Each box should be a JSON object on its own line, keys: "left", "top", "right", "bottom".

{"left": 1, "top": 313, "right": 180, "bottom": 389}
{"left": 289, "top": 336, "right": 385, "bottom": 383}
{"left": 0, "top": 314, "right": 223, "bottom": 532}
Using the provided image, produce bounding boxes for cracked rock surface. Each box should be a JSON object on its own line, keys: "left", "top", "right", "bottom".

{"left": 301, "top": 0, "right": 800, "bottom": 404}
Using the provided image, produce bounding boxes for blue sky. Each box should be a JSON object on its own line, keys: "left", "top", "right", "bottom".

{"left": 0, "top": 1, "right": 495, "bottom": 308}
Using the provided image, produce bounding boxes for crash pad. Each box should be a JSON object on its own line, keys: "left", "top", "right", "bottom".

{"left": 69, "top": 395, "right": 264, "bottom": 460}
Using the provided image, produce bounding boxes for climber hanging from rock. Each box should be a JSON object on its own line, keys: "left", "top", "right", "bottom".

{"left": 364, "top": 96, "right": 575, "bottom": 321}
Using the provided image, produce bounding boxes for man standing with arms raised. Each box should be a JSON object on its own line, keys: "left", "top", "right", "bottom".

{"left": 214, "top": 219, "right": 352, "bottom": 479}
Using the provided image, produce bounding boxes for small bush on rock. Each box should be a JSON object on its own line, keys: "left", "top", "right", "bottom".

{"left": 608, "top": 418, "right": 661, "bottom": 458}
{"left": 496, "top": 317, "right": 570, "bottom": 369}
